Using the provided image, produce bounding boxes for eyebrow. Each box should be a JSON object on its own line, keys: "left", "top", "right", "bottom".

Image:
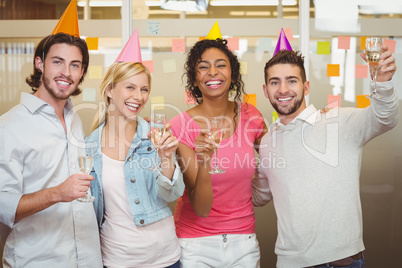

{"left": 198, "top": 58, "right": 228, "bottom": 64}
{"left": 268, "top": 75, "right": 299, "bottom": 82}
{"left": 50, "top": 56, "right": 82, "bottom": 64}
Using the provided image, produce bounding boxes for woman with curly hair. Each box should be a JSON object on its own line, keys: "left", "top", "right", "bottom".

{"left": 169, "top": 38, "right": 267, "bottom": 267}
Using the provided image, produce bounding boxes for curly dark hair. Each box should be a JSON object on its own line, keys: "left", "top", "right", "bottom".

{"left": 184, "top": 38, "right": 245, "bottom": 106}
{"left": 26, "top": 32, "right": 89, "bottom": 96}
{"left": 264, "top": 50, "right": 306, "bottom": 84}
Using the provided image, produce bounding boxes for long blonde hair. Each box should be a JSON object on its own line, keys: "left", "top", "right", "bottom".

{"left": 91, "top": 62, "right": 152, "bottom": 131}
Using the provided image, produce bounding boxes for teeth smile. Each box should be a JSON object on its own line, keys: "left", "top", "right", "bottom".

{"left": 56, "top": 81, "right": 70, "bottom": 86}
{"left": 278, "top": 97, "right": 293, "bottom": 102}
{"left": 126, "top": 103, "right": 140, "bottom": 108}
{"left": 206, "top": 81, "right": 222, "bottom": 86}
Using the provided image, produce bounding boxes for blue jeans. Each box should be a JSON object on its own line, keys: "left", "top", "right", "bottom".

{"left": 314, "top": 256, "right": 365, "bottom": 268}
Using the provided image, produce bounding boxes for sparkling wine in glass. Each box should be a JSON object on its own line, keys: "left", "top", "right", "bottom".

{"left": 208, "top": 117, "right": 225, "bottom": 174}
{"left": 77, "top": 154, "right": 95, "bottom": 202}
{"left": 365, "top": 36, "right": 383, "bottom": 99}
{"left": 148, "top": 113, "right": 166, "bottom": 173}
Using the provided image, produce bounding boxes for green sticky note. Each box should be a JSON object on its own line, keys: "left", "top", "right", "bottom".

{"left": 317, "top": 42, "right": 331, "bottom": 55}
{"left": 272, "top": 111, "right": 278, "bottom": 123}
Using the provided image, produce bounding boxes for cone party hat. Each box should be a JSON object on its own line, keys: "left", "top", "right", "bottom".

{"left": 115, "top": 28, "right": 142, "bottom": 63}
{"left": 52, "top": 0, "right": 80, "bottom": 37}
{"left": 206, "top": 21, "right": 222, "bottom": 40}
{"left": 273, "top": 28, "right": 293, "bottom": 57}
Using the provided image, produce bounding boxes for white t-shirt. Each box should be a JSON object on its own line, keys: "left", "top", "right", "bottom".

{"left": 100, "top": 153, "right": 180, "bottom": 268}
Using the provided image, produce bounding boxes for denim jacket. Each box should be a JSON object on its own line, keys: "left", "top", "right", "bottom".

{"left": 85, "top": 116, "right": 184, "bottom": 227}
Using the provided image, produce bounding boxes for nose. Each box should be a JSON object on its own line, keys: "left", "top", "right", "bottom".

{"left": 208, "top": 65, "right": 218, "bottom": 76}
{"left": 132, "top": 89, "right": 143, "bottom": 101}
{"left": 278, "top": 83, "right": 290, "bottom": 94}
{"left": 61, "top": 65, "right": 72, "bottom": 78}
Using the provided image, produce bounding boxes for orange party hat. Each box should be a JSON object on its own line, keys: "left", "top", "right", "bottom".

{"left": 52, "top": 0, "right": 80, "bottom": 37}
{"left": 115, "top": 28, "right": 142, "bottom": 63}
{"left": 206, "top": 21, "right": 222, "bottom": 40}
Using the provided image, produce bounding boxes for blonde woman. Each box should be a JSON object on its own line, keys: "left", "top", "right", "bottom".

{"left": 86, "top": 62, "right": 184, "bottom": 268}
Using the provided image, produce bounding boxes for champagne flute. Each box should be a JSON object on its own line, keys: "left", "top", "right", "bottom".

{"left": 208, "top": 116, "right": 225, "bottom": 174}
{"left": 365, "top": 36, "right": 383, "bottom": 99}
{"left": 148, "top": 113, "right": 166, "bottom": 173}
{"left": 77, "top": 145, "right": 95, "bottom": 202}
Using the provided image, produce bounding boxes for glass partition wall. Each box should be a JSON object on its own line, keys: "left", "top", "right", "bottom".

{"left": 1, "top": 1, "right": 402, "bottom": 267}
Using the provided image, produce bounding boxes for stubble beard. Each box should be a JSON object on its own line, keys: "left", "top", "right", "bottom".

{"left": 270, "top": 94, "right": 304, "bottom": 116}
{"left": 42, "top": 69, "right": 79, "bottom": 100}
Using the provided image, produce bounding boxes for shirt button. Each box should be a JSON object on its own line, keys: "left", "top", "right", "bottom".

{"left": 147, "top": 147, "right": 152, "bottom": 151}
{"left": 135, "top": 199, "right": 140, "bottom": 204}
{"left": 130, "top": 178, "right": 136, "bottom": 183}
{"left": 140, "top": 220, "right": 144, "bottom": 224}
{"left": 128, "top": 157, "right": 133, "bottom": 162}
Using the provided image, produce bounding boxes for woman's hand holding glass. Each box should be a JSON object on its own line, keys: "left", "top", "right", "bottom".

{"left": 148, "top": 113, "right": 179, "bottom": 173}
{"left": 194, "top": 129, "right": 217, "bottom": 168}
{"left": 154, "top": 123, "right": 179, "bottom": 159}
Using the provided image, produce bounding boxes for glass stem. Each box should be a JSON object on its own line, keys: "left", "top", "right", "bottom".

{"left": 155, "top": 148, "right": 158, "bottom": 168}
{"left": 215, "top": 148, "right": 219, "bottom": 169}
{"left": 373, "top": 67, "right": 378, "bottom": 93}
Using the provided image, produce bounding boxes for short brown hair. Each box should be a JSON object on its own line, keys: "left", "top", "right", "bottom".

{"left": 264, "top": 50, "right": 306, "bottom": 84}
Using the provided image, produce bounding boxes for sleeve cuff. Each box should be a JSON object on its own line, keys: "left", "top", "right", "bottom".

{"left": 0, "top": 192, "right": 22, "bottom": 228}
{"left": 156, "top": 161, "right": 181, "bottom": 188}
{"left": 371, "top": 80, "right": 395, "bottom": 98}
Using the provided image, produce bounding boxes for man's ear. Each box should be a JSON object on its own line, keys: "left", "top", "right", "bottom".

{"left": 304, "top": 81, "right": 310, "bottom": 96}
{"left": 34, "top": 56, "right": 44, "bottom": 72}
{"left": 263, "top": 84, "right": 269, "bottom": 99}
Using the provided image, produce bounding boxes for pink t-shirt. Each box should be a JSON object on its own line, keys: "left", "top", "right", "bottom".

{"left": 170, "top": 103, "right": 264, "bottom": 238}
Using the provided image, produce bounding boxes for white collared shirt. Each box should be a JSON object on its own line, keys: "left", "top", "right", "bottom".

{"left": 0, "top": 93, "right": 102, "bottom": 268}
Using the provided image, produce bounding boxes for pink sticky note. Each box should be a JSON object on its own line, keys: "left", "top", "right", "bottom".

{"left": 227, "top": 37, "right": 240, "bottom": 51}
{"left": 338, "top": 36, "right": 351, "bottom": 50}
{"left": 185, "top": 91, "right": 197, "bottom": 105}
{"left": 355, "top": 64, "right": 368, "bottom": 79}
{"left": 142, "top": 60, "right": 154, "bottom": 73}
{"left": 327, "top": 95, "right": 341, "bottom": 109}
{"left": 172, "top": 39, "right": 185, "bottom": 53}
{"left": 383, "top": 39, "right": 396, "bottom": 54}
{"left": 284, "top": 27, "right": 294, "bottom": 41}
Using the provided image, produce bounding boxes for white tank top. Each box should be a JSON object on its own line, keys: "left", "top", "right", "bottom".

{"left": 100, "top": 153, "right": 180, "bottom": 268}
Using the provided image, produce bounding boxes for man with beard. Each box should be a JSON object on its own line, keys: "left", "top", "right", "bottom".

{"left": 0, "top": 32, "right": 102, "bottom": 267}
{"left": 253, "top": 49, "right": 398, "bottom": 267}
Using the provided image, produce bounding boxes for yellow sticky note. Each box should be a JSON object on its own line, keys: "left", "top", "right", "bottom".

{"left": 88, "top": 65, "right": 102, "bottom": 79}
{"left": 240, "top": 61, "right": 248, "bottom": 75}
{"left": 162, "top": 59, "right": 177, "bottom": 74}
{"left": 355, "top": 64, "right": 368, "bottom": 79}
{"left": 243, "top": 94, "right": 256, "bottom": 107}
{"left": 151, "top": 96, "right": 165, "bottom": 110}
{"left": 360, "top": 37, "right": 367, "bottom": 51}
{"left": 327, "top": 64, "right": 340, "bottom": 77}
{"left": 327, "top": 95, "right": 341, "bottom": 109}
{"left": 272, "top": 111, "right": 278, "bottom": 123}
{"left": 317, "top": 42, "right": 331, "bottom": 55}
{"left": 383, "top": 39, "right": 397, "bottom": 54}
{"left": 338, "top": 36, "right": 351, "bottom": 50}
{"left": 356, "top": 95, "right": 370, "bottom": 108}
{"left": 86, "top": 37, "right": 99, "bottom": 50}
{"left": 172, "top": 39, "right": 185, "bottom": 53}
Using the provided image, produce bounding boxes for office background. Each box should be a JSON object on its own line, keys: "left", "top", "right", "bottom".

{"left": 1, "top": 0, "right": 402, "bottom": 267}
